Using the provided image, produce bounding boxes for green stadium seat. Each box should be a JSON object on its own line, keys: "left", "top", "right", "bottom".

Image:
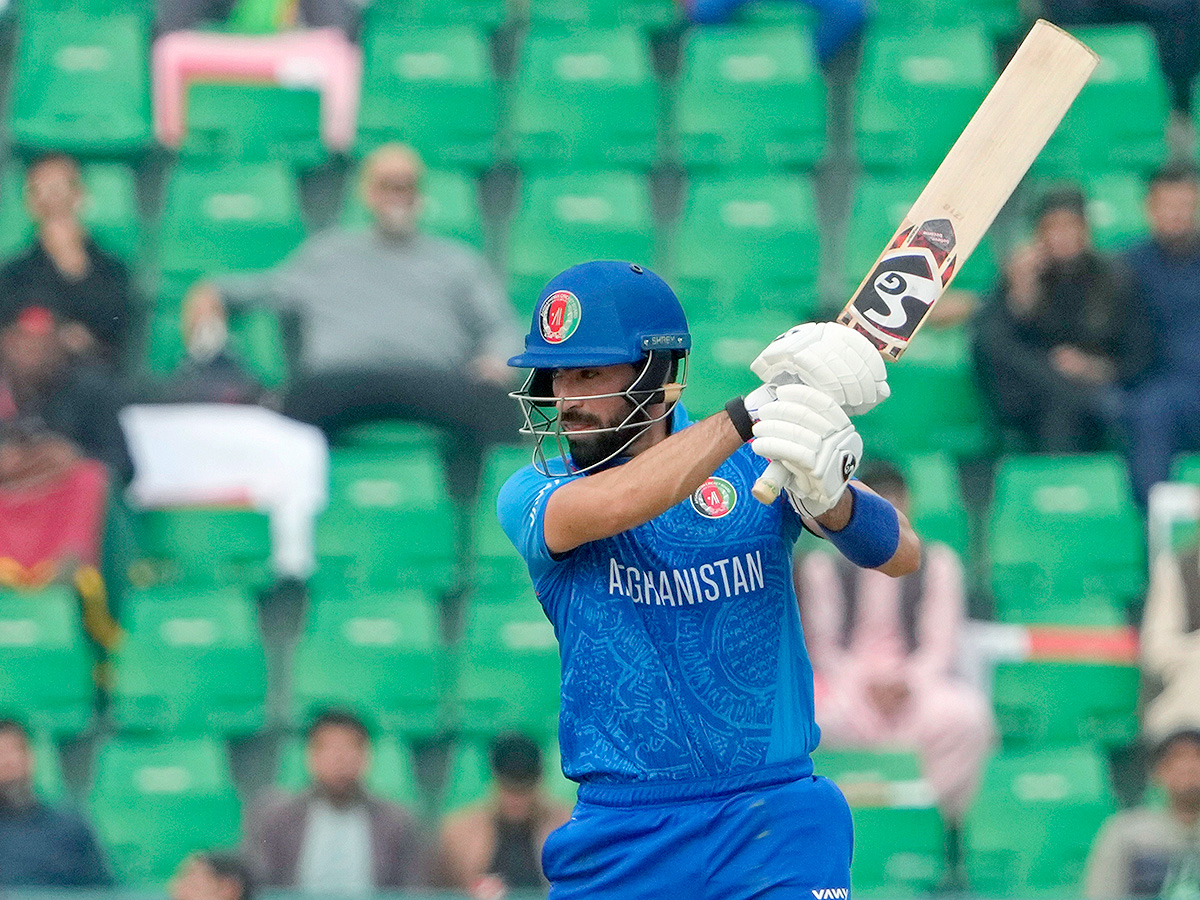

{"left": 156, "top": 161, "right": 305, "bottom": 303}
{"left": 675, "top": 26, "right": 825, "bottom": 172}
{"left": 0, "top": 162, "right": 142, "bottom": 265}
{"left": 132, "top": 507, "right": 272, "bottom": 588}
{"left": 965, "top": 745, "right": 1116, "bottom": 896}
{"left": 814, "top": 749, "right": 945, "bottom": 896}
{"left": 528, "top": 0, "right": 675, "bottom": 28}
{"left": 873, "top": 0, "right": 1018, "bottom": 35}
{"left": 356, "top": 25, "right": 497, "bottom": 168}
{"left": 474, "top": 444, "right": 537, "bottom": 586}
{"left": 992, "top": 660, "right": 1139, "bottom": 749}
{"left": 1035, "top": 25, "right": 1170, "bottom": 176}
{"left": 335, "top": 420, "right": 444, "bottom": 450}
{"left": 441, "top": 735, "right": 577, "bottom": 812}
{"left": 730, "top": 1, "right": 817, "bottom": 25}
{"left": 854, "top": 324, "right": 994, "bottom": 459}
{"left": 684, "top": 311, "right": 799, "bottom": 419}
{"left": 1173, "top": 454, "right": 1200, "bottom": 484}
{"left": 18, "top": 0, "right": 155, "bottom": 21}
{"left": 30, "top": 730, "right": 67, "bottom": 803}
{"left": 671, "top": 174, "right": 821, "bottom": 318}
{"left": 9, "top": 13, "right": 152, "bottom": 156}
{"left": 988, "top": 454, "right": 1145, "bottom": 624}
{"left": 364, "top": 0, "right": 507, "bottom": 28}
{"left": 898, "top": 452, "right": 970, "bottom": 559}
{"left": 144, "top": 305, "right": 291, "bottom": 389}
{"left": 0, "top": 587, "right": 93, "bottom": 737}
{"left": 454, "top": 594, "right": 561, "bottom": 738}
{"left": 342, "top": 169, "right": 485, "bottom": 250}
{"left": 90, "top": 736, "right": 241, "bottom": 885}
{"left": 182, "top": 82, "right": 325, "bottom": 168}
{"left": 844, "top": 174, "right": 998, "bottom": 295}
{"left": 276, "top": 733, "right": 421, "bottom": 806}
{"left": 291, "top": 589, "right": 446, "bottom": 737}
{"left": 1028, "top": 172, "right": 1149, "bottom": 251}
{"left": 509, "top": 28, "right": 658, "bottom": 170}
{"left": 109, "top": 585, "right": 267, "bottom": 737}
{"left": 855, "top": 26, "right": 994, "bottom": 174}
{"left": 315, "top": 447, "right": 458, "bottom": 591}
{"left": 507, "top": 171, "right": 656, "bottom": 313}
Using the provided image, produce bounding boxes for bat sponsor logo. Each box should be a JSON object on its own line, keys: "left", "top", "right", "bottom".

{"left": 539, "top": 290, "right": 582, "bottom": 344}
{"left": 851, "top": 248, "right": 942, "bottom": 340}
{"left": 691, "top": 476, "right": 737, "bottom": 519}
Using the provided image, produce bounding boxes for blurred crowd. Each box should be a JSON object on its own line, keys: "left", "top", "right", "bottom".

{"left": 1, "top": 0, "right": 1199, "bottom": 897}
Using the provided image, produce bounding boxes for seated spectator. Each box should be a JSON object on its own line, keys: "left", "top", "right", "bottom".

{"left": 973, "top": 185, "right": 1152, "bottom": 452}
{"left": 796, "top": 461, "right": 994, "bottom": 822}
{"left": 1083, "top": 729, "right": 1200, "bottom": 898}
{"left": 1141, "top": 537, "right": 1200, "bottom": 742}
{"left": 242, "top": 709, "right": 424, "bottom": 891}
{"left": 1122, "top": 161, "right": 1200, "bottom": 506}
{"left": 0, "top": 718, "right": 111, "bottom": 886}
{"left": 0, "top": 153, "right": 136, "bottom": 371}
{"left": 156, "top": 0, "right": 360, "bottom": 37}
{"left": 171, "top": 852, "right": 255, "bottom": 900}
{"left": 435, "top": 732, "right": 572, "bottom": 897}
{"left": 0, "top": 308, "right": 131, "bottom": 482}
{"left": 679, "top": 0, "right": 869, "bottom": 65}
{"left": 184, "top": 143, "right": 521, "bottom": 503}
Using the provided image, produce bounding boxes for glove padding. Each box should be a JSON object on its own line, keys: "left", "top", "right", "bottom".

{"left": 751, "top": 322, "right": 890, "bottom": 416}
{"left": 751, "top": 384, "right": 862, "bottom": 516}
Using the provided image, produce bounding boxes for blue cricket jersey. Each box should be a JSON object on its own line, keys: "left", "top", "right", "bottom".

{"left": 497, "top": 407, "right": 820, "bottom": 787}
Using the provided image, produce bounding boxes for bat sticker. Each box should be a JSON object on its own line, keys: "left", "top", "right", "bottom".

{"left": 850, "top": 247, "right": 942, "bottom": 340}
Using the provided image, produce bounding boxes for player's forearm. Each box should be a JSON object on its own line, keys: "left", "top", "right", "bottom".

{"left": 542, "top": 410, "right": 745, "bottom": 553}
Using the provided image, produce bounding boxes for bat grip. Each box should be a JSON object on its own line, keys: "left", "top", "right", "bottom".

{"left": 752, "top": 461, "right": 788, "bottom": 505}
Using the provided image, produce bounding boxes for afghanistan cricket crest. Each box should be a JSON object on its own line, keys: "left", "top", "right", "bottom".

{"left": 539, "top": 290, "right": 582, "bottom": 344}
{"left": 691, "top": 477, "right": 737, "bottom": 519}
{"left": 838, "top": 218, "right": 958, "bottom": 360}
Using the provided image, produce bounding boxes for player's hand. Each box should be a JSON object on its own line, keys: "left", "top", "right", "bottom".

{"left": 750, "top": 384, "right": 862, "bottom": 516}
{"left": 750, "top": 322, "right": 890, "bottom": 416}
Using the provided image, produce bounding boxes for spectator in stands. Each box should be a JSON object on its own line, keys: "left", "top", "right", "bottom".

{"left": 796, "top": 461, "right": 994, "bottom": 822}
{"left": 973, "top": 185, "right": 1153, "bottom": 452}
{"left": 242, "top": 709, "right": 424, "bottom": 890}
{"left": 0, "top": 153, "right": 136, "bottom": 371}
{"left": 679, "top": 0, "right": 869, "bottom": 65}
{"left": 156, "top": 0, "right": 361, "bottom": 37}
{"left": 1122, "top": 161, "right": 1200, "bottom": 506}
{"left": 183, "top": 143, "right": 521, "bottom": 502}
{"left": 171, "top": 852, "right": 255, "bottom": 900}
{"left": 1141, "top": 536, "right": 1200, "bottom": 742}
{"left": 1083, "top": 729, "right": 1200, "bottom": 898}
{"left": 0, "top": 307, "right": 131, "bottom": 482}
{"left": 1043, "top": 0, "right": 1199, "bottom": 151}
{"left": 0, "top": 718, "right": 111, "bottom": 886}
{"left": 435, "top": 732, "right": 572, "bottom": 897}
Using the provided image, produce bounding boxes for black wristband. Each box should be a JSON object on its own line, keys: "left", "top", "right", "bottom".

{"left": 725, "top": 397, "right": 755, "bottom": 442}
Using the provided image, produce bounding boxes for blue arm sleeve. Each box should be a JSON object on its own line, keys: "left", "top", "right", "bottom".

{"left": 496, "top": 465, "right": 578, "bottom": 585}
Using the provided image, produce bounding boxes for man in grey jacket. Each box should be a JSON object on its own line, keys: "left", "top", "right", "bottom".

{"left": 183, "top": 142, "right": 522, "bottom": 501}
{"left": 242, "top": 710, "right": 425, "bottom": 891}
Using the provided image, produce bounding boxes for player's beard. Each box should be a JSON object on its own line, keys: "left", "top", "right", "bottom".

{"left": 560, "top": 403, "right": 650, "bottom": 471}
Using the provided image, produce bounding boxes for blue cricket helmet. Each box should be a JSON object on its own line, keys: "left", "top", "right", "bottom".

{"left": 509, "top": 260, "right": 691, "bottom": 370}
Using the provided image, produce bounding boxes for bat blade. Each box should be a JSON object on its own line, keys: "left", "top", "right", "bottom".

{"left": 752, "top": 20, "right": 1098, "bottom": 506}
{"left": 840, "top": 19, "right": 1099, "bottom": 360}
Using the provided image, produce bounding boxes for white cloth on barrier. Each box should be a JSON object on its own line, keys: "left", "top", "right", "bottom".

{"left": 120, "top": 404, "right": 329, "bottom": 578}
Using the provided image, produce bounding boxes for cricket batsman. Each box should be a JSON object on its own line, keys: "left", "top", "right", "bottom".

{"left": 498, "top": 260, "right": 921, "bottom": 897}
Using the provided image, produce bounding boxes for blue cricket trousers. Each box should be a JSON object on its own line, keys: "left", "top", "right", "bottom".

{"left": 543, "top": 761, "right": 854, "bottom": 899}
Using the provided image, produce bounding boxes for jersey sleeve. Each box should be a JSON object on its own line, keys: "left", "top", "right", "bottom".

{"left": 496, "top": 465, "right": 577, "bottom": 585}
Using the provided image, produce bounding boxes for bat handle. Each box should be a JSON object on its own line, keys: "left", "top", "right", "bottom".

{"left": 752, "top": 461, "right": 789, "bottom": 505}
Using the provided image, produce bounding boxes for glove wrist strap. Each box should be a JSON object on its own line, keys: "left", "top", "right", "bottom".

{"left": 725, "top": 397, "right": 755, "bottom": 442}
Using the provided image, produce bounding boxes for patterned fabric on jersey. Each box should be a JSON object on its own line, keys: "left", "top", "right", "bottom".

{"left": 497, "top": 407, "right": 820, "bottom": 786}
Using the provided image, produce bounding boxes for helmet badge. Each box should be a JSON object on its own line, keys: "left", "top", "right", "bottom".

{"left": 539, "top": 290, "right": 582, "bottom": 344}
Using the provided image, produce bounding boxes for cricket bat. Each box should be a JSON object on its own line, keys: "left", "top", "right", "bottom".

{"left": 752, "top": 19, "right": 1099, "bottom": 505}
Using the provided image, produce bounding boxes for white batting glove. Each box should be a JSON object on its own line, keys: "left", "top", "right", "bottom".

{"left": 751, "top": 322, "right": 890, "bottom": 416}
{"left": 751, "top": 384, "right": 862, "bottom": 516}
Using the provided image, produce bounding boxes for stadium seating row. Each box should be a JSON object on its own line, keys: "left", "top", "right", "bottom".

{"left": 6, "top": 15, "right": 1174, "bottom": 177}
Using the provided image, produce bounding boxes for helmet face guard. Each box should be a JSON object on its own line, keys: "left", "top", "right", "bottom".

{"left": 511, "top": 351, "right": 688, "bottom": 476}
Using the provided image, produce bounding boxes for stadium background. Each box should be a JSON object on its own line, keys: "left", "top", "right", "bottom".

{"left": 0, "top": 0, "right": 1194, "bottom": 895}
